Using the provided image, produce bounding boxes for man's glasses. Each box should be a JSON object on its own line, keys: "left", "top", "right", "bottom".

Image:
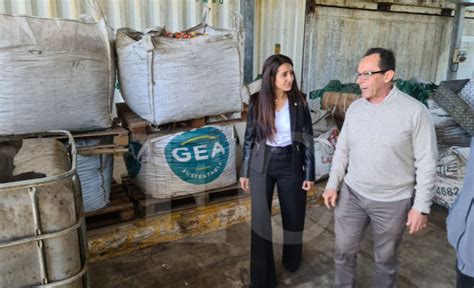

{"left": 354, "top": 70, "right": 388, "bottom": 80}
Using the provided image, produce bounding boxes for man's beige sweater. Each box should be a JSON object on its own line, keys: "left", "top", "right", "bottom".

{"left": 326, "top": 86, "right": 438, "bottom": 214}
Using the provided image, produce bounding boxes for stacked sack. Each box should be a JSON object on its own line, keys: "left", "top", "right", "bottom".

{"left": 431, "top": 79, "right": 473, "bottom": 208}
{"left": 434, "top": 147, "right": 470, "bottom": 208}
{"left": 0, "top": 14, "right": 115, "bottom": 134}
{"left": 75, "top": 137, "right": 114, "bottom": 213}
{"left": 0, "top": 14, "right": 116, "bottom": 212}
{"left": 128, "top": 125, "right": 236, "bottom": 198}
{"left": 117, "top": 20, "right": 244, "bottom": 197}
{"left": 116, "top": 21, "right": 244, "bottom": 126}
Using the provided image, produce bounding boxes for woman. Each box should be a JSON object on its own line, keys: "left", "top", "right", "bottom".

{"left": 240, "top": 54, "right": 315, "bottom": 287}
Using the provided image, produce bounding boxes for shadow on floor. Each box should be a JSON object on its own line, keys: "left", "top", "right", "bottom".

{"left": 89, "top": 204, "right": 456, "bottom": 288}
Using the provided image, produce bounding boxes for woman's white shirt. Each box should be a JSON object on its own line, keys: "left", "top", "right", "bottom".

{"left": 266, "top": 99, "right": 292, "bottom": 147}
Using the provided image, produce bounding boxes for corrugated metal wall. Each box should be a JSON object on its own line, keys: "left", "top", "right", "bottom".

{"left": 0, "top": 0, "right": 240, "bottom": 31}
{"left": 303, "top": 6, "right": 450, "bottom": 91}
{"left": 302, "top": 5, "right": 474, "bottom": 93}
{"left": 254, "top": 0, "right": 306, "bottom": 81}
{"left": 1, "top": 0, "right": 472, "bottom": 87}
{"left": 315, "top": 0, "right": 455, "bottom": 9}
{"left": 0, "top": 0, "right": 307, "bottom": 83}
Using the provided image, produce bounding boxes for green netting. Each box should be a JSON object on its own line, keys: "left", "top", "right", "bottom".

{"left": 309, "top": 80, "right": 361, "bottom": 100}
{"left": 309, "top": 79, "right": 437, "bottom": 107}
{"left": 394, "top": 79, "right": 437, "bottom": 107}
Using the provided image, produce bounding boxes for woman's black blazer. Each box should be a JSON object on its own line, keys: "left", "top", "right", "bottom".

{"left": 240, "top": 91, "right": 315, "bottom": 181}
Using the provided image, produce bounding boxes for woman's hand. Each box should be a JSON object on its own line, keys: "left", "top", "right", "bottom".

{"left": 302, "top": 181, "right": 314, "bottom": 191}
{"left": 240, "top": 177, "right": 250, "bottom": 192}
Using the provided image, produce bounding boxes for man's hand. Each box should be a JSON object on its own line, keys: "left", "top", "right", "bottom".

{"left": 406, "top": 208, "right": 428, "bottom": 235}
{"left": 322, "top": 188, "right": 338, "bottom": 209}
{"left": 302, "top": 181, "right": 314, "bottom": 191}
{"left": 240, "top": 177, "right": 250, "bottom": 193}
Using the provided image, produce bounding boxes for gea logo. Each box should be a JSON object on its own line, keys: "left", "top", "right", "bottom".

{"left": 165, "top": 127, "right": 230, "bottom": 185}
{"left": 171, "top": 143, "right": 225, "bottom": 162}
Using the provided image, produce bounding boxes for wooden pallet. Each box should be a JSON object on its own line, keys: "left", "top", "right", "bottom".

{"left": 85, "top": 182, "right": 135, "bottom": 229}
{"left": 116, "top": 102, "right": 244, "bottom": 141}
{"left": 122, "top": 177, "right": 246, "bottom": 218}
{"left": 50, "top": 127, "right": 129, "bottom": 156}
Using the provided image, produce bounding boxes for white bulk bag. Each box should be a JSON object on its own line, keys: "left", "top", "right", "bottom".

{"left": 116, "top": 21, "right": 244, "bottom": 125}
{"left": 434, "top": 146, "right": 470, "bottom": 208}
{"left": 134, "top": 125, "right": 237, "bottom": 199}
{"left": 0, "top": 14, "right": 115, "bottom": 134}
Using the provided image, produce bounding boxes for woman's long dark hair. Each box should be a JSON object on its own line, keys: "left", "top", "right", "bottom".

{"left": 253, "top": 54, "right": 306, "bottom": 143}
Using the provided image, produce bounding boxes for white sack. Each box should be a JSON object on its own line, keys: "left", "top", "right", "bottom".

{"left": 13, "top": 139, "right": 69, "bottom": 177}
{"left": 433, "top": 146, "right": 470, "bottom": 209}
{"left": 0, "top": 14, "right": 115, "bottom": 134}
{"left": 311, "top": 109, "right": 337, "bottom": 138}
{"left": 75, "top": 138, "right": 113, "bottom": 213}
{"left": 135, "top": 125, "right": 237, "bottom": 199}
{"left": 314, "top": 128, "right": 338, "bottom": 182}
{"left": 116, "top": 22, "right": 243, "bottom": 125}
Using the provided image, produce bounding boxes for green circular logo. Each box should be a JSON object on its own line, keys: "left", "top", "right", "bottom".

{"left": 165, "top": 127, "right": 229, "bottom": 185}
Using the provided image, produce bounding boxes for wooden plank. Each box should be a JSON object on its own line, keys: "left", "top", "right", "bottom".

{"left": 77, "top": 147, "right": 128, "bottom": 156}
{"left": 46, "top": 127, "right": 129, "bottom": 154}
{"left": 116, "top": 102, "right": 149, "bottom": 129}
{"left": 130, "top": 183, "right": 241, "bottom": 204}
{"left": 190, "top": 117, "right": 206, "bottom": 128}
{"left": 115, "top": 134, "right": 129, "bottom": 146}
{"left": 85, "top": 183, "right": 135, "bottom": 229}
{"left": 51, "top": 127, "right": 129, "bottom": 140}
{"left": 129, "top": 126, "right": 147, "bottom": 142}
{"left": 120, "top": 210, "right": 135, "bottom": 221}
{"left": 125, "top": 182, "right": 246, "bottom": 218}
{"left": 118, "top": 102, "right": 245, "bottom": 143}
{"left": 204, "top": 118, "right": 245, "bottom": 127}
{"left": 86, "top": 201, "right": 133, "bottom": 218}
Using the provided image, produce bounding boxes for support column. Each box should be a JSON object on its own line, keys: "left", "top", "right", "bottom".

{"left": 241, "top": 0, "right": 255, "bottom": 84}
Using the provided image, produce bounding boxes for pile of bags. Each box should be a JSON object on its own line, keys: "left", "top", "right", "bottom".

{"left": 1, "top": 11, "right": 246, "bottom": 204}
{"left": 0, "top": 13, "right": 116, "bottom": 212}
{"left": 116, "top": 19, "right": 244, "bottom": 196}
{"left": 128, "top": 125, "right": 237, "bottom": 198}
{"left": 430, "top": 79, "right": 473, "bottom": 208}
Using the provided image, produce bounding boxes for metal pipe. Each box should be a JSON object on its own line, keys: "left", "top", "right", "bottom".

{"left": 447, "top": 2, "right": 466, "bottom": 80}
{"left": 29, "top": 186, "right": 49, "bottom": 285}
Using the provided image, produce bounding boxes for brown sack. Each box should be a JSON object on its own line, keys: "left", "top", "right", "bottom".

{"left": 321, "top": 92, "right": 360, "bottom": 119}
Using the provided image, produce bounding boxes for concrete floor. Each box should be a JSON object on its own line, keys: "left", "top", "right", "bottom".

{"left": 89, "top": 203, "right": 456, "bottom": 288}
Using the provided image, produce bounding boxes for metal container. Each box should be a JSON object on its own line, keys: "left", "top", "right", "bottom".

{"left": 0, "top": 131, "right": 89, "bottom": 287}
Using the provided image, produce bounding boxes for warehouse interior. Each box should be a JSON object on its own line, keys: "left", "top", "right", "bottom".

{"left": 0, "top": 0, "right": 473, "bottom": 287}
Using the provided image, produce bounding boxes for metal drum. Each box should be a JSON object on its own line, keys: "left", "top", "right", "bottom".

{"left": 0, "top": 131, "right": 88, "bottom": 287}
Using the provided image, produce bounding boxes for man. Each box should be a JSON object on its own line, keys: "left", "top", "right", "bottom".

{"left": 447, "top": 137, "right": 474, "bottom": 288}
{"left": 322, "top": 47, "right": 438, "bottom": 288}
